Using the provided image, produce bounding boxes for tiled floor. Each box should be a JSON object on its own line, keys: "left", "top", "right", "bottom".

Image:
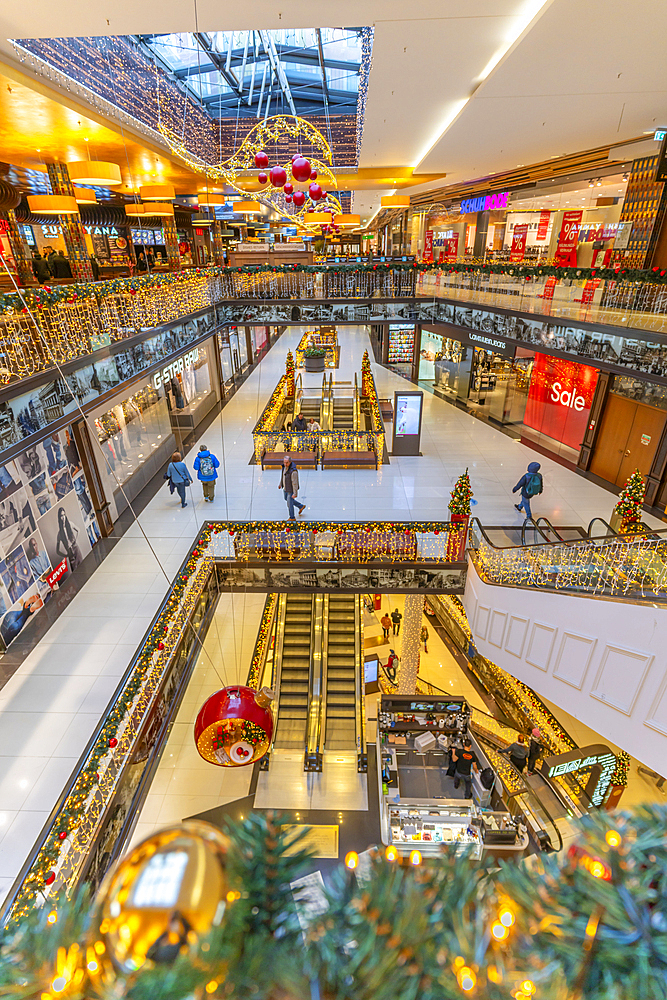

{"left": 0, "top": 323, "right": 661, "bottom": 905}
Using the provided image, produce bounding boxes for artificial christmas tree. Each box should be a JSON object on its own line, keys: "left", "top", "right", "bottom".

{"left": 611, "top": 469, "right": 645, "bottom": 532}
{"left": 447, "top": 469, "right": 474, "bottom": 560}
{"left": 285, "top": 351, "right": 295, "bottom": 397}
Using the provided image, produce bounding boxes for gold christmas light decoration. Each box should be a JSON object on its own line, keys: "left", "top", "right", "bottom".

{"left": 158, "top": 114, "right": 342, "bottom": 230}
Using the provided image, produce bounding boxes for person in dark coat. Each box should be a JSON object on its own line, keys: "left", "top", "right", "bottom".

{"left": 512, "top": 461, "right": 543, "bottom": 520}
{"left": 51, "top": 252, "right": 73, "bottom": 279}
{"left": 279, "top": 454, "right": 306, "bottom": 520}
{"left": 90, "top": 256, "right": 100, "bottom": 281}
{"left": 527, "top": 728, "right": 545, "bottom": 775}
{"left": 31, "top": 253, "right": 52, "bottom": 283}
{"left": 136, "top": 252, "right": 148, "bottom": 273}
{"left": 500, "top": 734, "right": 529, "bottom": 773}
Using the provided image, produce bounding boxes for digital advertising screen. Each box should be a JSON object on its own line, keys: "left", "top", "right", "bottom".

{"left": 395, "top": 394, "right": 423, "bottom": 437}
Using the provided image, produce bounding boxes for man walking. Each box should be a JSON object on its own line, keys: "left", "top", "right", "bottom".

{"left": 293, "top": 411, "right": 308, "bottom": 431}
{"left": 279, "top": 454, "right": 306, "bottom": 520}
{"left": 527, "top": 728, "right": 545, "bottom": 775}
{"left": 452, "top": 739, "right": 479, "bottom": 799}
{"left": 512, "top": 461, "right": 543, "bottom": 519}
{"left": 193, "top": 444, "right": 220, "bottom": 502}
{"left": 391, "top": 607, "right": 402, "bottom": 635}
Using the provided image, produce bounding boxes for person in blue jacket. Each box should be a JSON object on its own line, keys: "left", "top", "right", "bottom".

{"left": 513, "top": 461, "right": 543, "bottom": 519}
{"left": 193, "top": 444, "right": 220, "bottom": 502}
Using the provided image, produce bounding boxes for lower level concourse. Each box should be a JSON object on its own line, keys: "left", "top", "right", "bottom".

{"left": 0, "top": 325, "right": 664, "bottom": 908}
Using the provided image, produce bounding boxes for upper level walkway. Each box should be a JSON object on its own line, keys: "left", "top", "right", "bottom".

{"left": 2, "top": 262, "right": 667, "bottom": 388}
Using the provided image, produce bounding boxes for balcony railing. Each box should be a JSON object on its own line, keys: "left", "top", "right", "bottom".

{"left": 3, "top": 262, "right": 667, "bottom": 385}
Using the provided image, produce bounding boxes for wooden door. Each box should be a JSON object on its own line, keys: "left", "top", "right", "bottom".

{"left": 589, "top": 393, "right": 635, "bottom": 483}
{"left": 615, "top": 400, "right": 666, "bottom": 486}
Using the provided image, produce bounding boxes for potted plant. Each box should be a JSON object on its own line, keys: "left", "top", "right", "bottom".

{"left": 304, "top": 346, "right": 327, "bottom": 372}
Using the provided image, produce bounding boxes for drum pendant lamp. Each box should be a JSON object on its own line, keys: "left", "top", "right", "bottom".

{"left": 67, "top": 161, "right": 122, "bottom": 186}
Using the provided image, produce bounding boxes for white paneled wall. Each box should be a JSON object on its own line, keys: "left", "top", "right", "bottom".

{"left": 463, "top": 562, "right": 666, "bottom": 774}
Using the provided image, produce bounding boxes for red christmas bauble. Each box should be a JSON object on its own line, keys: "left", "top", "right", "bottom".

{"left": 285, "top": 194, "right": 293, "bottom": 203}
{"left": 283, "top": 183, "right": 294, "bottom": 195}
{"left": 291, "top": 153, "right": 300, "bottom": 162}
{"left": 194, "top": 686, "right": 274, "bottom": 767}
{"left": 291, "top": 156, "right": 312, "bottom": 183}
{"left": 257, "top": 171, "right": 268, "bottom": 185}
{"left": 269, "top": 166, "right": 287, "bottom": 187}
{"left": 254, "top": 151, "right": 269, "bottom": 169}
{"left": 310, "top": 169, "right": 318, "bottom": 181}
{"left": 58, "top": 830, "right": 67, "bottom": 840}
{"left": 109, "top": 737, "right": 118, "bottom": 748}
{"left": 320, "top": 191, "right": 328, "bottom": 201}
{"left": 309, "top": 183, "right": 322, "bottom": 202}
{"left": 157, "top": 641, "right": 165, "bottom": 651}
{"left": 293, "top": 190, "right": 306, "bottom": 207}
{"left": 45, "top": 871, "right": 56, "bottom": 886}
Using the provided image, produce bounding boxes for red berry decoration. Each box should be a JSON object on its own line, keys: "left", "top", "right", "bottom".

{"left": 254, "top": 151, "right": 269, "bottom": 169}
{"left": 283, "top": 183, "right": 293, "bottom": 195}
{"left": 257, "top": 171, "right": 268, "bottom": 185}
{"left": 310, "top": 169, "right": 318, "bottom": 180}
{"left": 108, "top": 737, "right": 118, "bottom": 748}
{"left": 269, "top": 165, "right": 287, "bottom": 187}
{"left": 291, "top": 156, "right": 312, "bottom": 182}
{"left": 293, "top": 190, "right": 306, "bottom": 207}
{"left": 45, "top": 871, "right": 56, "bottom": 886}
{"left": 309, "top": 183, "right": 322, "bottom": 202}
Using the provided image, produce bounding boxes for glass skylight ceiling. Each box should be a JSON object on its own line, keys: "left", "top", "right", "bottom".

{"left": 137, "top": 28, "right": 363, "bottom": 119}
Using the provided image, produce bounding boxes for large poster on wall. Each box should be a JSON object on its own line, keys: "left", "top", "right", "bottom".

{"left": 555, "top": 210, "right": 583, "bottom": 266}
{"left": 523, "top": 354, "right": 598, "bottom": 451}
{"left": 0, "top": 428, "right": 100, "bottom": 648}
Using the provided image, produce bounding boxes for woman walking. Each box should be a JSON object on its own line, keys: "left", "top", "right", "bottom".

{"left": 167, "top": 452, "right": 193, "bottom": 508}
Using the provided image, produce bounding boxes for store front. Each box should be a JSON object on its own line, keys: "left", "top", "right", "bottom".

{"left": 387, "top": 324, "right": 416, "bottom": 377}
{"left": 521, "top": 354, "right": 599, "bottom": 463}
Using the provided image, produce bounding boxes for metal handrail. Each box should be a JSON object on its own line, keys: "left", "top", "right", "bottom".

{"left": 534, "top": 517, "right": 565, "bottom": 542}
{"left": 587, "top": 516, "right": 618, "bottom": 539}
{"left": 470, "top": 515, "right": 667, "bottom": 554}
{"left": 521, "top": 517, "right": 552, "bottom": 546}
{"left": 305, "top": 594, "right": 324, "bottom": 770}
{"left": 353, "top": 594, "right": 367, "bottom": 771}
{"left": 267, "top": 594, "right": 289, "bottom": 759}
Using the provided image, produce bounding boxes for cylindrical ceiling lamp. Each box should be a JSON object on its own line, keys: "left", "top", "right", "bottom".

{"left": 68, "top": 161, "right": 122, "bottom": 186}
{"left": 125, "top": 203, "right": 146, "bottom": 217}
{"left": 73, "top": 188, "right": 97, "bottom": 204}
{"left": 198, "top": 193, "right": 226, "bottom": 206}
{"left": 191, "top": 213, "right": 214, "bottom": 226}
{"left": 139, "top": 183, "right": 176, "bottom": 201}
{"left": 304, "top": 212, "right": 332, "bottom": 224}
{"left": 234, "top": 200, "right": 262, "bottom": 213}
{"left": 145, "top": 203, "right": 174, "bottom": 217}
{"left": 381, "top": 195, "right": 410, "bottom": 208}
{"left": 27, "top": 195, "right": 79, "bottom": 215}
{"left": 333, "top": 214, "right": 361, "bottom": 226}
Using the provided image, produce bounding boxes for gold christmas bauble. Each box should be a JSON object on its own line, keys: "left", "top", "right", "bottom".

{"left": 92, "top": 820, "right": 230, "bottom": 974}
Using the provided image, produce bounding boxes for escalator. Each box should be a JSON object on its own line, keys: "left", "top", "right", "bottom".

{"left": 273, "top": 593, "right": 315, "bottom": 749}
{"left": 299, "top": 396, "right": 322, "bottom": 426}
{"left": 333, "top": 396, "right": 355, "bottom": 429}
{"left": 324, "top": 594, "right": 359, "bottom": 750}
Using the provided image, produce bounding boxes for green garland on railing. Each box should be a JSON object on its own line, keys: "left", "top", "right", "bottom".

{"left": 5, "top": 258, "right": 667, "bottom": 313}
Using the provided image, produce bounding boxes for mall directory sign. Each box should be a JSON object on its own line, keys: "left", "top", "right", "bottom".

{"left": 391, "top": 391, "right": 423, "bottom": 456}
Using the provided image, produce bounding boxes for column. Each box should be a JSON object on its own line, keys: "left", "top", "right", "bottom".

{"left": 396, "top": 595, "right": 425, "bottom": 694}
{"left": 212, "top": 220, "right": 225, "bottom": 265}
{"left": 162, "top": 217, "right": 181, "bottom": 271}
{"left": 4, "top": 210, "right": 34, "bottom": 285}
{"left": 46, "top": 163, "right": 93, "bottom": 282}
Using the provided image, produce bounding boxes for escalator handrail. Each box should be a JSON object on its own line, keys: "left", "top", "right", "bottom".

{"left": 535, "top": 516, "right": 565, "bottom": 542}
{"left": 354, "top": 594, "right": 366, "bottom": 762}
{"left": 477, "top": 736, "right": 563, "bottom": 853}
{"left": 305, "top": 595, "right": 325, "bottom": 762}
{"left": 268, "top": 594, "right": 289, "bottom": 755}
{"left": 586, "top": 516, "right": 618, "bottom": 539}
{"left": 521, "top": 517, "right": 552, "bottom": 546}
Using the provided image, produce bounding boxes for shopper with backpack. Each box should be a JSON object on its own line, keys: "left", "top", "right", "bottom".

{"left": 512, "top": 461, "right": 543, "bottom": 519}
{"left": 193, "top": 445, "right": 220, "bottom": 502}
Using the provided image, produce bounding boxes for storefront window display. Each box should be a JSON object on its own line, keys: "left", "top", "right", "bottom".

{"left": 387, "top": 325, "right": 415, "bottom": 377}
{"left": 92, "top": 382, "right": 172, "bottom": 513}
{"left": 173, "top": 341, "right": 215, "bottom": 420}
{"left": 418, "top": 329, "right": 447, "bottom": 380}
{"left": 0, "top": 426, "right": 99, "bottom": 649}
{"left": 522, "top": 354, "right": 599, "bottom": 461}
{"left": 253, "top": 327, "right": 269, "bottom": 357}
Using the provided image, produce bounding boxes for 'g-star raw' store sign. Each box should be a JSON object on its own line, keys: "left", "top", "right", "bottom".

{"left": 460, "top": 191, "right": 509, "bottom": 215}
{"left": 153, "top": 347, "right": 201, "bottom": 390}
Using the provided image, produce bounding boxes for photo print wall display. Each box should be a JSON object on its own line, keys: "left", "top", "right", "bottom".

{"left": 0, "top": 425, "right": 100, "bottom": 649}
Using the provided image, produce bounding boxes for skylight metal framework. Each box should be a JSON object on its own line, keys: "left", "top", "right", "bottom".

{"left": 136, "top": 28, "right": 363, "bottom": 120}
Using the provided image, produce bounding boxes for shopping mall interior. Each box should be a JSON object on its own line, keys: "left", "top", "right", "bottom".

{"left": 0, "top": 2, "right": 665, "bottom": 996}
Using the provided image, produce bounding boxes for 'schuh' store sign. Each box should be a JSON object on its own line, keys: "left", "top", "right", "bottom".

{"left": 460, "top": 191, "right": 509, "bottom": 214}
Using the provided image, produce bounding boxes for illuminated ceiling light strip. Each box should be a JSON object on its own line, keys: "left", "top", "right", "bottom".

{"left": 412, "top": 0, "right": 552, "bottom": 170}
